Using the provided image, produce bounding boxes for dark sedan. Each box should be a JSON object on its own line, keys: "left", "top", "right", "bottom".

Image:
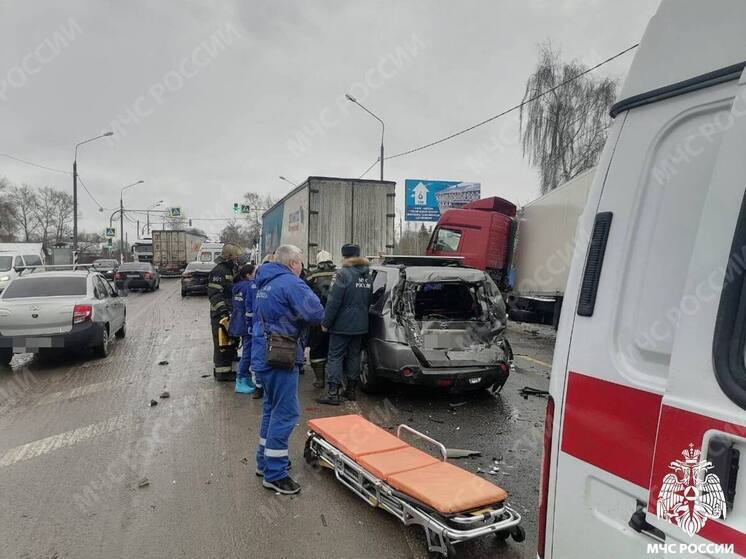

{"left": 114, "top": 262, "right": 160, "bottom": 292}
{"left": 181, "top": 261, "right": 214, "bottom": 296}
{"left": 91, "top": 258, "right": 119, "bottom": 280}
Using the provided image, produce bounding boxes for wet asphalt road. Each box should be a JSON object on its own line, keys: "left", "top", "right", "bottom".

{"left": 0, "top": 279, "right": 553, "bottom": 559}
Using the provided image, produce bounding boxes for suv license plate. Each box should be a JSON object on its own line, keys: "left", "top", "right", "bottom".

{"left": 468, "top": 377, "right": 482, "bottom": 384}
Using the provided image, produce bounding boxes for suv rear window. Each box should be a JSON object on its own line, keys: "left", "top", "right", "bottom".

{"left": 3, "top": 277, "right": 87, "bottom": 298}
{"left": 414, "top": 282, "right": 482, "bottom": 320}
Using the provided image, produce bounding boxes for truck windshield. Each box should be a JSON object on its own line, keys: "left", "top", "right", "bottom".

{"left": 414, "top": 282, "right": 482, "bottom": 320}
{"left": 0, "top": 256, "right": 12, "bottom": 272}
{"left": 431, "top": 228, "right": 462, "bottom": 252}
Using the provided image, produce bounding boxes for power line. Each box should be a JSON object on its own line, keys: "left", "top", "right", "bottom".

{"left": 0, "top": 153, "right": 70, "bottom": 175}
{"left": 359, "top": 158, "right": 380, "bottom": 179}
{"left": 76, "top": 174, "right": 105, "bottom": 210}
{"left": 384, "top": 43, "right": 639, "bottom": 161}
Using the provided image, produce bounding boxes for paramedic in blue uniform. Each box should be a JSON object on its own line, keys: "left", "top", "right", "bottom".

{"left": 252, "top": 244, "right": 324, "bottom": 495}
{"left": 317, "top": 243, "right": 372, "bottom": 405}
{"left": 229, "top": 262, "right": 256, "bottom": 394}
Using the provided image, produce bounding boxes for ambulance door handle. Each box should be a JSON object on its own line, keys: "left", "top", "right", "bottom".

{"left": 707, "top": 436, "right": 740, "bottom": 512}
{"left": 629, "top": 502, "right": 665, "bottom": 543}
{"left": 577, "top": 212, "right": 613, "bottom": 317}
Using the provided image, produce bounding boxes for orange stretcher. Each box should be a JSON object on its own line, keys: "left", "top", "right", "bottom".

{"left": 304, "top": 414, "right": 524, "bottom": 557}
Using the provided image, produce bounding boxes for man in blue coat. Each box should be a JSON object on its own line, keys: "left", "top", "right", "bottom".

{"left": 318, "top": 243, "right": 372, "bottom": 405}
{"left": 252, "top": 244, "right": 324, "bottom": 495}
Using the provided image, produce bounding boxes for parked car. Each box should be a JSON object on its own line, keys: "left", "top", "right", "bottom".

{"left": 0, "top": 243, "right": 45, "bottom": 293}
{"left": 361, "top": 256, "right": 511, "bottom": 394}
{"left": 91, "top": 258, "right": 119, "bottom": 280}
{"left": 0, "top": 270, "right": 126, "bottom": 364}
{"left": 181, "top": 261, "right": 214, "bottom": 296}
{"left": 114, "top": 262, "right": 160, "bottom": 292}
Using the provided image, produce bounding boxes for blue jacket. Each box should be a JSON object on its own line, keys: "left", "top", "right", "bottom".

{"left": 229, "top": 278, "right": 256, "bottom": 337}
{"left": 250, "top": 262, "right": 324, "bottom": 372}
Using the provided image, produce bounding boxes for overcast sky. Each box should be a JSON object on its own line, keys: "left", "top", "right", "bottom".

{"left": 0, "top": 0, "right": 658, "bottom": 240}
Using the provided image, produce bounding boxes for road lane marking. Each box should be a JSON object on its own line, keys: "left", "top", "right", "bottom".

{"left": 34, "top": 377, "right": 132, "bottom": 407}
{"left": 515, "top": 354, "right": 552, "bottom": 369}
{"left": 0, "top": 413, "right": 134, "bottom": 468}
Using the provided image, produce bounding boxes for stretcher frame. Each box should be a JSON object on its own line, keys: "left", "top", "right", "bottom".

{"left": 305, "top": 424, "right": 523, "bottom": 557}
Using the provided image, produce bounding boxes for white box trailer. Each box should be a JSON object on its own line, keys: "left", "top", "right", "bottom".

{"left": 152, "top": 230, "right": 207, "bottom": 276}
{"left": 507, "top": 168, "right": 594, "bottom": 325}
{"left": 261, "top": 177, "right": 396, "bottom": 266}
{"left": 512, "top": 168, "right": 595, "bottom": 297}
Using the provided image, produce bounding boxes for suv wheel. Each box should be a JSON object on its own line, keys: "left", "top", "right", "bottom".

{"left": 359, "top": 347, "right": 381, "bottom": 393}
{"left": 95, "top": 326, "right": 110, "bottom": 358}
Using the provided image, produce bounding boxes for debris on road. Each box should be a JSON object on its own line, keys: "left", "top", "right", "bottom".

{"left": 446, "top": 448, "right": 481, "bottom": 459}
{"left": 158, "top": 360, "right": 169, "bottom": 366}
{"left": 137, "top": 477, "right": 150, "bottom": 488}
{"left": 427, "top": 416, "right": 444, "bottom": 424}
{"left": 320, "top": 513, "right": 327, "bottom": 527}
{"left": 449, "top": 401, "right": 467, "bottom": 408}
{"left": 201, "top": 374, "right": 210, "bottom": 378}
{"left": 149, "top": 399, "right": 158, "bottom": 407}
{"left": 159, "top": 391, "right": 170, "bottom": 399}
{"left": 240, "top": 457, "right": 249, "bottom": 465}
{"left": 518, "top": 386, "right": 549, "bottom": 399}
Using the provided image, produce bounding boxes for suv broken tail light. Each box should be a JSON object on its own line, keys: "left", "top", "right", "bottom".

{"left": 114, "top": 272, "right": 123, "bottom": 280}
{"left": 143, "top": 272, "right": 152, "bottom": 279}
{"left": 182, "top": 272, "right": 193, "bottom": 278}
{"left": 73, "top": 304, "right": 93, "bottom": 325}
{"left": 538, "top": 395, "right": 555, "bottom": 559}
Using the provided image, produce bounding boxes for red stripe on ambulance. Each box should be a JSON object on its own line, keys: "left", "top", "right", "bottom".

{"left": 560, "top": 371, "right": 661, "bottom": 488}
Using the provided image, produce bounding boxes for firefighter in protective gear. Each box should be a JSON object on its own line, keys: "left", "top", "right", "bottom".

{"left": 208, "top": 243, "right": 244, "bottom": 381}
{"left": 305, "top": 250, "right": 336, "bottom": 388}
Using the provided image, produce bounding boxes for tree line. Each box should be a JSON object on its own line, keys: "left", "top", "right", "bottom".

{"left": 0, "top": 178, "right": 74, "bottom": 246}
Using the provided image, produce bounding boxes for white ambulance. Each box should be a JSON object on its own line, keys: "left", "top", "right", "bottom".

{"left": 541, "top": 1, "right": 746, "bottom": 557}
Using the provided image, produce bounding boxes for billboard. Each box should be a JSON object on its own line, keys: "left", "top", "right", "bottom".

{"left": 405, "top": 180, "right": 481, "bottom": 221}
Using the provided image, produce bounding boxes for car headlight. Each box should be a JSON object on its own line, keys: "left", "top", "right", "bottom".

{"left": 0, "top": 276, "right": 10, "bottom": 282}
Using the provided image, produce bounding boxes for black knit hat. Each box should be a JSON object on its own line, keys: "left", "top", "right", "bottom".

{"left": 341, "top": 243, "right": 360, "bottom": 258}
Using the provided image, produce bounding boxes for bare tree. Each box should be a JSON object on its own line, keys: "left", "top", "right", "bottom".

{"left": 33, "top": 186, "right": 59, "bottom": 247}
{"left": 52, "top": 190, "right": 73, "bottom": 244}
{"left": 8, "top": 183, "right": 39, "bottom": 241}
{"left": 520, "top": 43, "right": 617, "bottom": 194}
{"left": 219, "top": 220, "right": 253, "bottom": 248}
{"left": 0, "top": 178, "right": 17, "bottom": 241}
{"left": 241, "top": 191, "right": 276, "bottom": 249}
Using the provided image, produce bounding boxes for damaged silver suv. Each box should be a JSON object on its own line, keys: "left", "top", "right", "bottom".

{"left": 362, "top": 256, "right": 511, "bottom": 394}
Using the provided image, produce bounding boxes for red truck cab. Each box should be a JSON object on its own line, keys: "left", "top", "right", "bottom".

{"left": 426, "top": 197, "right": 516, "bottom": 288}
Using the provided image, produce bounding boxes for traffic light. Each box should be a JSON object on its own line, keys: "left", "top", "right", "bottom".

{"left": 233, "top": 203, "right": 240, "bottom": 214}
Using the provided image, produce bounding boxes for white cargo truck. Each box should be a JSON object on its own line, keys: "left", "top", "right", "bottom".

{"left": 152, "top": 230, "right": 207, "bottom": 276}
{"left": 508, "top": 168, "right": 594, "bottom": 324}
{"left": 261, "top": 176, "right": 396, "bottom": 266}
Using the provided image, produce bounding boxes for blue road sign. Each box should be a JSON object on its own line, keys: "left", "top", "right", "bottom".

{"left": 405, "top": 179, "right": 481, "bottom": 221}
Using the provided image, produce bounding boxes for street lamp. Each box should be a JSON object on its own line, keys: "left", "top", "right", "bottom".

{"left": 279, "top": 176, "right": 299, "bottom": 188}
{"left": 73, "top": 132, "right": 113, "bottom": 256}
{"left": 119, "top": 180, "right": 145, "bottom": 264}
{"left": 345, "top": 94, "right": 384, "bottom": 180}
{"left": 145, "top": 199, "right": 163, "bottom": 236}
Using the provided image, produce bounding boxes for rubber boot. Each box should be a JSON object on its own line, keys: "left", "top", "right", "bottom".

{"left": 311, "top": 361, "right": 326, "bottom": 388}
{"left": 317, "top": 383, "right": 341, "bottom": 406}
{"left": 342, "top": 380, "right": 358, "bottom": 401}
{"left": 235, "top": 377, "right": 255, "bottom": 394}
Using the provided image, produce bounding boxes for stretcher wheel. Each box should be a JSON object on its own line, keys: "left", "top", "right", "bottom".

{"left": 303, "top": 436, "right": 318, "bottom": 466}
{"left": 511, "top": 525, "right": 526, "bottom": 543}
{"left": 494, "top": 529, "right": 511, "bottom": 541}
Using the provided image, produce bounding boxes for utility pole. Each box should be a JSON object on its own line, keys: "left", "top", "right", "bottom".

{"left": 120, "top": 195, "right": 124, "bottom": 264}
{"left": 72, "top": 132, "right": 113, "bottom": 256}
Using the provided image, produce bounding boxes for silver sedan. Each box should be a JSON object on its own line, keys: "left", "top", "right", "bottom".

{"left": 0, "top": 270, "right": 126, "bottom": 364}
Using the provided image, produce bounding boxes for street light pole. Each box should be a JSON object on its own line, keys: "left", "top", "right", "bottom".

{"left": 278, "top": 176, "right": 299, "bottom": 188}
{"left": 73, "top": 132, "right": 113, "bottom": 257}
{"left": 119, "top": 180, "right": 145, "bottom": 264}
{"left": 345, "top": 94, "right": 384, "bottom": 180}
